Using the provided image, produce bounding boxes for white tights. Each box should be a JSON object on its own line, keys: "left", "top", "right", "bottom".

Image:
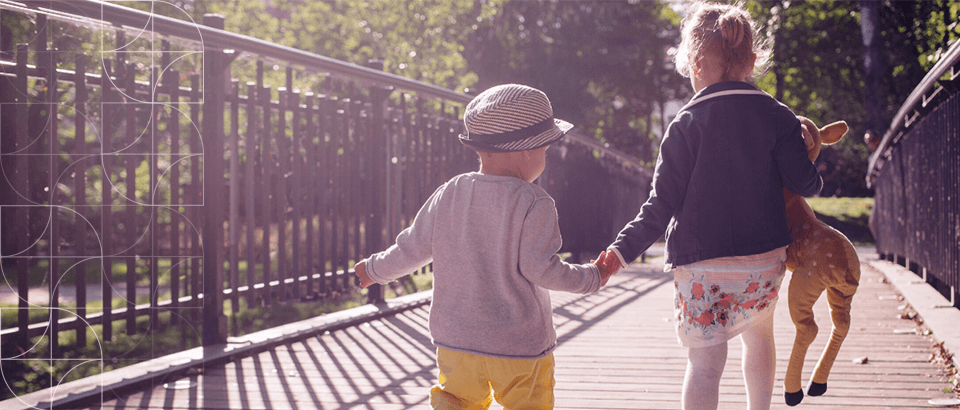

{"left": 681, "top": 314, "right": 776, "bottom": 410}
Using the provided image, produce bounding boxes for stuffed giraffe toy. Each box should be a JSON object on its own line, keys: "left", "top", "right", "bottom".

{"left": 783, "top": 117, "right": 861, "bottom": 406}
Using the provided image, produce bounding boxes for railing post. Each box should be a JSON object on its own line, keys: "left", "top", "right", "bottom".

{"left": 365, "top": 60, "right": 391, "bottom": 304}
{"left": 202, "top": 13, "right": 228, "bottom": 346}
{"left": 14, "top": 43, "right": 30, "bottom": 351}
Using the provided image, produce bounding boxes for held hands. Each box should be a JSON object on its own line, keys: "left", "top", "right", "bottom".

{"left": 592, "top": 250, "right": 622, "bottom": 286}
{"left": 354, "top": 259, "right": 376, "bottom": 288}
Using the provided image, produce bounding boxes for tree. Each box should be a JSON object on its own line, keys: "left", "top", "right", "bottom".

{"left": 468, "top": 0, "right": 686, "bottom": 164}
{"left": 197, "top": 0, "right": 494, "bottom": 95}
{"left": 743, "top": 0, "right": 960, "bottom": 196}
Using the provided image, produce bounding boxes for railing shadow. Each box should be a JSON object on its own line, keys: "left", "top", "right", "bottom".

{"left": 64, "top": 261, "right": 670, "bottom": 409}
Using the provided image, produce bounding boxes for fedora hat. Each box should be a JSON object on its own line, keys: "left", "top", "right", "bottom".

{"left": 459, "top": 84, "right": 574, "bottom": 152}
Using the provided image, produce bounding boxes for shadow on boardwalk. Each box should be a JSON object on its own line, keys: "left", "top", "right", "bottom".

{"left": 7, "top": 251, "right": 959, "bottom": 409}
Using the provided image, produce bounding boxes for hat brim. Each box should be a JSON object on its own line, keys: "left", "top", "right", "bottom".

{"left": 459, "top": 118, "right": 574, "bottom": 153}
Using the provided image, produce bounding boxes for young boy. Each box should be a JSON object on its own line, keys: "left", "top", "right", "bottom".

{"left": 354, "top": 84, "right": 615, "bottom": 409}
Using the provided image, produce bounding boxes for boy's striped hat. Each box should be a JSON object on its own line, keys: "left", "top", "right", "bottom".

{"left": 459, "top": 84, "right": 573, "bottom": 152}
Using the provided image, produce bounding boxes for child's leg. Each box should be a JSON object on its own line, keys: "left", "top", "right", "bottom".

{"left": 431, "top": 348, "right": 494, "bottom": 410}
{"left": 488, "top": 354, "right": 555, "bottom": 410}
{"left": 740, "top": 314, "right": 777, "bottom": 410}
{"left": 682, "top": 341, "right": 727, "bottom": 410}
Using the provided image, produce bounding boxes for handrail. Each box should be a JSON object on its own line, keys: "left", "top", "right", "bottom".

{"left": 15, "top": 0, "right": 473, "bottom": 104}
{"left": 12, "top": 0, "right": 640, "bottom": 168}
{"left": 866, "top": 38, "right": 960, "bottom": 186}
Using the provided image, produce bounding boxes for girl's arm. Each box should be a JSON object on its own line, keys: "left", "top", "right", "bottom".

{"left": 610, "top": 120, "right": 694, "bottom": 264}
{"left": 776, "top": 117, "right": 823, "bottom": 197}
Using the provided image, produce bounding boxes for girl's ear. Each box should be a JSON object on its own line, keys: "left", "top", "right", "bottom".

{"left": 820, "top": 121, "right": 849, "bottom": 145}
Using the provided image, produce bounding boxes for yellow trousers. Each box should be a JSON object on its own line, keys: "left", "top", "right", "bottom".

{"left": 430, "top": 347, "right": 555, "bottom": 410}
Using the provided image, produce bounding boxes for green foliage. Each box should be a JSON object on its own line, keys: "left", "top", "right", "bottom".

{"left": 84, "top": 0, "right": 960, "bottom": 196}
{"left": 744, "top": 0, "right": 960, "bottom": 196}
{"left": 470, "top": 0, "right": 687, "bottom": 165}
{"left": 746, "top": 0, "right": 872, "bottom": 196}
{"left": 203, "top": 0, "right": 491, "bottom": 94}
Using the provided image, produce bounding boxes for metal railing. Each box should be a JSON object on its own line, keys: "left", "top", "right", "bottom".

{"left": 0, "top": 0, "right": 650, "bottom": 369}
{"left": 866, "top": 37, "right": 960, "bottom": 307}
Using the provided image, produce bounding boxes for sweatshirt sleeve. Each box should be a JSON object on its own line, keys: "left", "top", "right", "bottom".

{"left": 775, "top": 116, "right": 823, "bottom": 197}
{"left": 366, "top": 185, "right": 442, "bottom": 284}
{"left": 517, "top": 196, "right": 602, "bottom": 294}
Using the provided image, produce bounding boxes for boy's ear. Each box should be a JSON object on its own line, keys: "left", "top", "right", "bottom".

{"left": 820, "top": 121, "right": 849, "bottom": 145}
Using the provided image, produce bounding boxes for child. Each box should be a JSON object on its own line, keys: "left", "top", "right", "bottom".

{"left": 354, "top": 84, "right": 616, "bottom": 410}
{"left": 597, "top": 3, "right": 823, "bottom": 410}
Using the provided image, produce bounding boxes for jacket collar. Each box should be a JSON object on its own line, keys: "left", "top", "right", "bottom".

{"left": 681, "top": 82, "right": 773, "bottom": 112}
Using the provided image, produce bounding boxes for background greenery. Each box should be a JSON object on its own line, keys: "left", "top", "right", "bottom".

{"left": 113, "top": 0, "right": 960, "bottom": 197}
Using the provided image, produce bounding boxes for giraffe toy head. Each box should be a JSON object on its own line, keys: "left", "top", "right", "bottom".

{"left": 797, "top": 116, "right": 848, "bottom": 162}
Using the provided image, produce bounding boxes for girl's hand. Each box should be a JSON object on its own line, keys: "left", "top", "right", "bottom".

{"left": 354, "top": 260, "right": 376, "bottom": 288}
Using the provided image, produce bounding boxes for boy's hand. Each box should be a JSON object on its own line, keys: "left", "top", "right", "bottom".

{"left": 592, "top": 250, "right": 620, "bottom": 286}
{"left": 354, "top": 260, "right": 376, "bottom": 288}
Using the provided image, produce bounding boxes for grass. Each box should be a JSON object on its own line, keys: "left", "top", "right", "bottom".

{"left": 805, "top": 196, "right": 875, "bottom": 245}
{"left": 805, "top": 197, "right": 874, "bottom": 224}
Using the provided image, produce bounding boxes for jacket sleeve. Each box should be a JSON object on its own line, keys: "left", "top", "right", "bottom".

{"left": 518, "top": 197, "right": 601, "bottom": 294}
{"left": 609, "top": 119, "right": 694, "bottom": 264}
{"left": 366, "top": 185, "right": 442, "bottom": 284}
{"left": 775, "top": 116, "right": 823, "bottom": 197}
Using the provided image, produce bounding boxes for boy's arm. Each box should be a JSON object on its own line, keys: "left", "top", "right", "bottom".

{"left": 354, "top": 184, "right": 443, "bottom": 285}
{"left": 355, "top": 260, "right": 376, "bottom": 288}
{"left": 518, "top": 198, "right": 602, "bottom": 294}
{"left": 592, "top": 250, "right": 620, "bottom": 286}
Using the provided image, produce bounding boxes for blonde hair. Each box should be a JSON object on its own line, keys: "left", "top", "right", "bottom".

{"left": 675, "top": 2, "right": 770, "bottom": 81}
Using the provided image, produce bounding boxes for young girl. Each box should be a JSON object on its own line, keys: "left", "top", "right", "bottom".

{"left": 599, "top": 3, "right": 822, "bottom": 409}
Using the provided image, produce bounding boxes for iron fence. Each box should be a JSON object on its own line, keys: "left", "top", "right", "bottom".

{"left": 867, "top": 36, "right": 960, "bottom": 307}
{"left": 0, "top": 0, "right": 651, "bottom": 369}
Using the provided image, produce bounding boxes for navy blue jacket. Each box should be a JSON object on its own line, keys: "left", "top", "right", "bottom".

{"left": 611, "top": 81, "right": 823, "bottom": 269}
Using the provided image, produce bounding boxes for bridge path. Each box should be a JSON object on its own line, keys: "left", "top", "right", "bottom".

{"left": 9, "top": 250, "right": 959, "bottom": 409}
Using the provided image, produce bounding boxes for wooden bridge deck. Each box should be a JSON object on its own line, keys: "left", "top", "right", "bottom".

{"left": 9, "top": 251, "right": 959, "bottom": 409}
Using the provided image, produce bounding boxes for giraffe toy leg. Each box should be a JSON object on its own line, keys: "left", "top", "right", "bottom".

{"left": 809, "top": 266, "right": 859, "bottom": 396}
{"left": 785, "top": 268, "right": 826, "bottom": 406}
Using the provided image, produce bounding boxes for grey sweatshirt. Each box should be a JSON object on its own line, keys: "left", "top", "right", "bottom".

{"left": 365, "top": 172, "right": 602, "bottom": 359}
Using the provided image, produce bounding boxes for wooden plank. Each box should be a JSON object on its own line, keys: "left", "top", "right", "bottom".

{"left": 244, "top": 81, "right": 258, "bottom": 308}
{"left": 100, "top": 59, "right": 115, "bottom": 342}
{"left": 275, "top": 86, "right": 289, "bottom": 300}
{"left": 168, "top": 68, "right": 182, "bottom": 329}
{"left": 150, "top": 66, "right": 161, "bottom": 333}
{"left": 289, "top": 87, "right": 302, "bottom": 300}
{"left": 259, "top": 84, "right": 273, "bottom": 306}
{"left": 82, "top": 253, "right": 958, "bottom": 409}
{"left": 124, "top": 60, "right": 138, "bottom": 337}
{"left": 229, "top": 78, "right": 241, "bottom": 317}
{"left": 73, "top": 55, "right": 89, "bottom": 349}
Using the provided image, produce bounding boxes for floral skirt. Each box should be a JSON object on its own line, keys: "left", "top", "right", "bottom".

{"left": 673, "top": 246, "right": 787, "bottom": 348}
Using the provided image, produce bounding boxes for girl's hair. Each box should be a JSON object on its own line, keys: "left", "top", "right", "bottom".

{"left": 675, "top": 2, "right": 771, "bottom": 81}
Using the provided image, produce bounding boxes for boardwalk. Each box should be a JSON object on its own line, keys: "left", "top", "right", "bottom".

{"left": 9, "top": 251, "right": 959, "bottom": 409}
